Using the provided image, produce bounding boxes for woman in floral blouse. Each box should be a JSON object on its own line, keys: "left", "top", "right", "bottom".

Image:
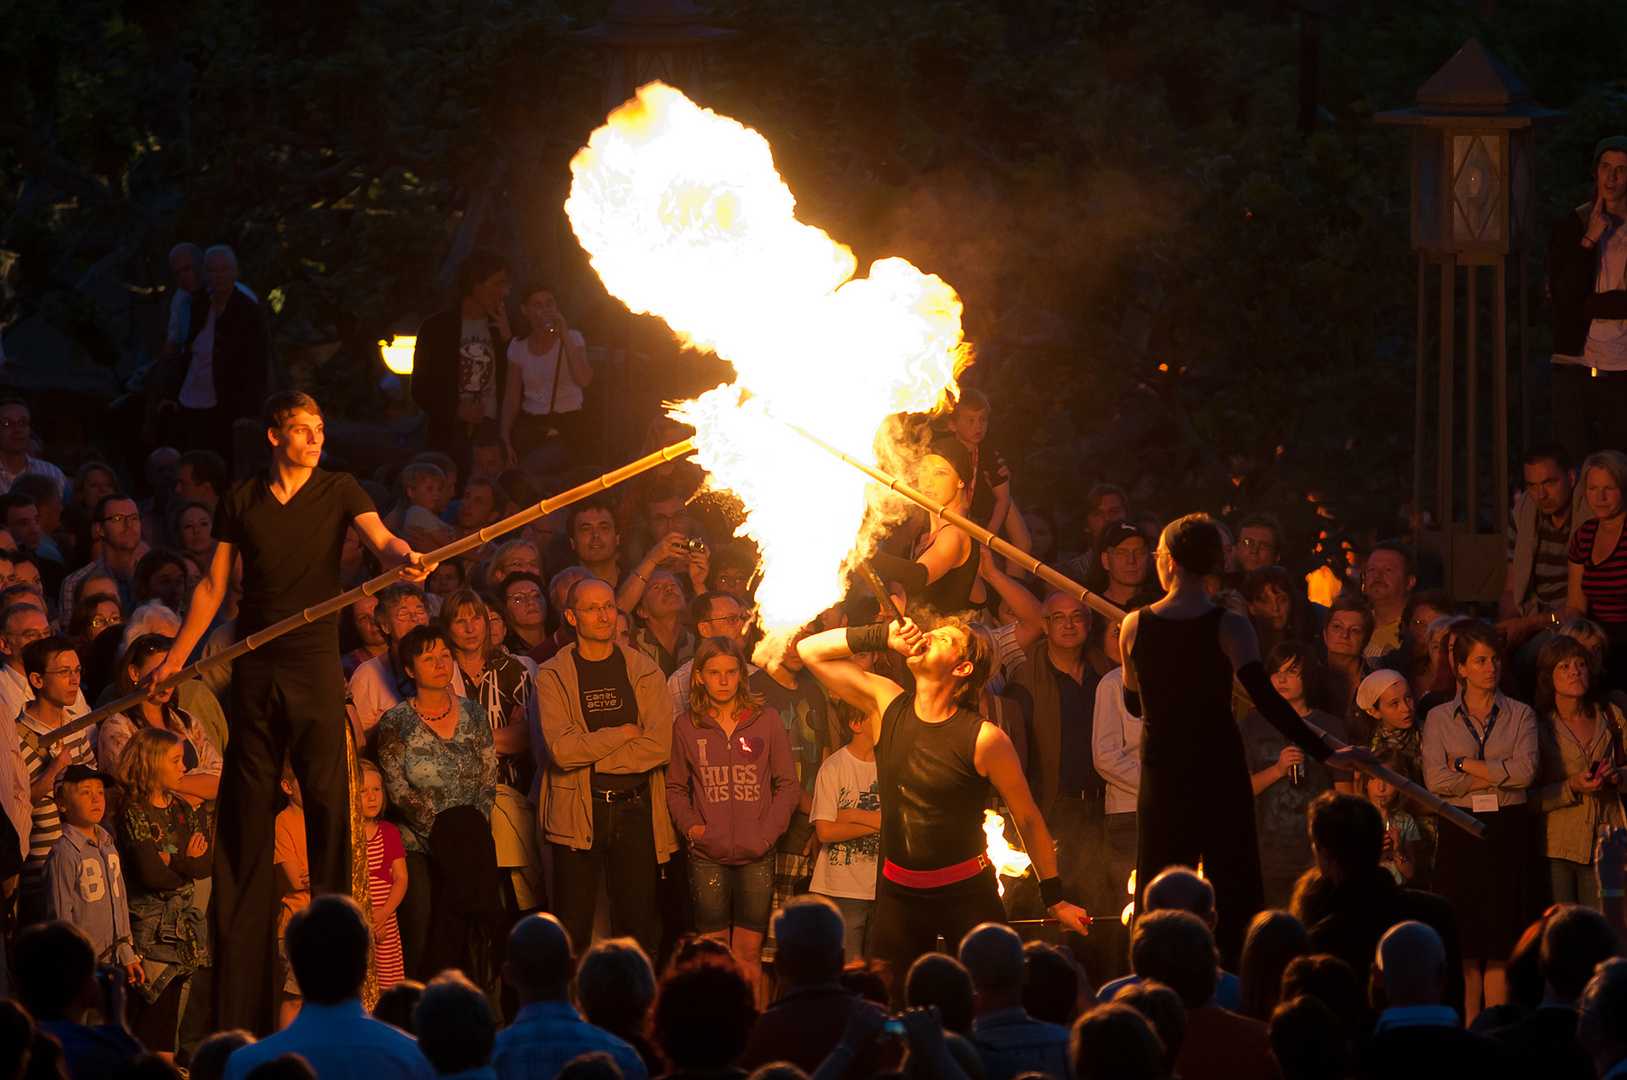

{"left": 116, "top": 727, "right": 212, "bottom": 1059}
{"left": 376, "top": 624, "right": 497, "bottom": 982}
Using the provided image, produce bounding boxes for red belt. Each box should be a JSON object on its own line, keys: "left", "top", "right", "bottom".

{"left": 883, "top": 855, "right": 989, "bottom": 888}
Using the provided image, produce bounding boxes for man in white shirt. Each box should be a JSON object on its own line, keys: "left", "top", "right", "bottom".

{"left": 1091, "top": 616, "right": 1141, "bottom": 934}
{"left": 223, "top": 896, "right": 435, "bottom": 1080}
{"left": 0, "top": 400, "right": 68, "bottom": 503}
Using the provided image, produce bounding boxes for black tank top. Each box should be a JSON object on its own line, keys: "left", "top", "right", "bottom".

{"left": 876, "top": 693, "right": 990, "bottom": 871}
{"left": 1128, "top": 606, "right": 1240, "bottom": 758}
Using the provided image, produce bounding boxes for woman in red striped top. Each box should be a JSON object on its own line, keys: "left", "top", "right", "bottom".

{"left": 1567, "top": 450, "right": 1627, "bottom": 689}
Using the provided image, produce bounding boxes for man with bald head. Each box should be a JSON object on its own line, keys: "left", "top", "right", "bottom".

{"left": 1353, "top": 921, "right": 1507, "bottom": 1080}
{"left": 959, "top": 923, "right": 1073, "bottom": 1080}
{"left": 493, "top": 913, "right": 648, "bottom": 1080}
{"left": 1096, "top": 867, "right": 1242, "bottom": 1011}
{"left": 1003, "top": 590, "right": 1106, "bottom": 962}
{"left": 534, "top": 577, "right": 675, "bottom": 959}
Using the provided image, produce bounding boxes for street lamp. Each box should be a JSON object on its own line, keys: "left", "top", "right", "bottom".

{"left": 1376, "top": 39, "right": 1562, "bottom": 599}
{"left": 380, "top": 335, "right": 415, "bottom": 376}
{"left": 572, "top": 0, "right": 737, "bottom": 116}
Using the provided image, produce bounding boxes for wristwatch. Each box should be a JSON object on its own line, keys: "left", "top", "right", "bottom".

{"left": 1453, "top": 756, "right": 1466, "bottom": 774}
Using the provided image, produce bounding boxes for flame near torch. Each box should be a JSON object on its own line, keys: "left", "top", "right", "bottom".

{"left": 566, "top": 83, "right": 967, "bottom": 652}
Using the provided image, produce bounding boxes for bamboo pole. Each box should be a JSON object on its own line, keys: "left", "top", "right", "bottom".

{"left": 781, "top": 421, "right": 1127, "bottom": 624}
{"left": 41, "top": 438, "right": 698, "bottom": 745}
{"left": 789, "top": 421, "right": 1488, "bottom": 840}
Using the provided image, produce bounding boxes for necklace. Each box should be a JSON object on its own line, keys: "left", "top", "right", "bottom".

{"left": 413, "top": 696, "right": 453, "bottom": 723}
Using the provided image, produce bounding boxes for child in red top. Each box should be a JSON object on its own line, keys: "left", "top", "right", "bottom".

{"left": 358, "top": 760, "right": 408, "bottom": 988}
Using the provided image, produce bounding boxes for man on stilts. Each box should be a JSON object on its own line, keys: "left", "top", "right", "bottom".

{"left": 798, "top": 613, "right": 1090, "bottom": 989}
{"left": 153, "top": 392, "right": 436, "bottom": 1034}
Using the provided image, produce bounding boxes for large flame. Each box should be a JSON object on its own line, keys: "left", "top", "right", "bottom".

{"left": 567, "top": 83, "right": 965, "bottom": 638}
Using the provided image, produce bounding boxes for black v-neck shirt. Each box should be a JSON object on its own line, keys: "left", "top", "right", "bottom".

{"left": 213, "top": 468, "right": 375, "bottom": 646}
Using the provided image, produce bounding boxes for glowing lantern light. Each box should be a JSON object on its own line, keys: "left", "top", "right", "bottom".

{"left": 380, "top": 336, "right": 416, "bottom": 375}
{"left": 565, "top": 83, "right": 965, "bottom": 649}
{"left": 982, "top": 810, "right": 1032, "bottom": 897}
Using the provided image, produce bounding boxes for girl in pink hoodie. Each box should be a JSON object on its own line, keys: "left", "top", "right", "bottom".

{"left": 667, "top": 636, "right": 800, "bottom": 996}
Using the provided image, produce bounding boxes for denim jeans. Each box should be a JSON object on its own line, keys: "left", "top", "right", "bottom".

{"left": 689, "top": 852, "right": 775, "bottom": 934}
{"left": 551, "top": 791, "right": 662, "bottom": 959}
{"left": 816, "top": 894, "right": 875, "bottom": 959}
{"left": 1550, "top": 855, "right": 1600, "bottom": 909}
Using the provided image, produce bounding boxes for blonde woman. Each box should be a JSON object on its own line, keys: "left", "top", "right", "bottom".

{"left": 665, "top": 635, "right": 799, "bottom": 997}
{"left": 1566, "top": 449, "right": 1627, "bottom": 688}
{"left": 115, "top": 727, "right": 211, "bottom": 1057}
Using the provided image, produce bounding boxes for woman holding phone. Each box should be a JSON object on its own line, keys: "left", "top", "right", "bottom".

{"left": 1530, "top": 634, "right": 1623, "bottom": 908}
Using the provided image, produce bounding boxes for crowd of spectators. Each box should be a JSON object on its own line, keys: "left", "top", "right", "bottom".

{"left": 12, "top": 142, "right": 1627, "bottom": 1080}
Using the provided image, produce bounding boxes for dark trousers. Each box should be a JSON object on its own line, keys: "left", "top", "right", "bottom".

{"left": 550, "top": 792, "right": 662, "bottom": 960}
{"left": 212, "top": 645, "right": 352, "bottom": 1034}
{"left": 1552, "top": 363, "right": 1627, "bottom": 466}
{"left": 869, "top": 867, "right": 1008, "bottom": 1003}
{"left": 1136, "top": 760, "right": 1263, "bottom": 968}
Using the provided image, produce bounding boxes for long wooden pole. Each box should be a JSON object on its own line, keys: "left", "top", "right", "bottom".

{"left": 780, "top": 421, "right": 1127, "bottom": 624}
{"left": 788, "top": 421, "right": 1488, "bottom": 840}
{"left": 42, "top": 438, "right": 698, "bottom": 745}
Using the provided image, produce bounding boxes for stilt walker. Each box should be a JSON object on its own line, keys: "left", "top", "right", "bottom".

{"left": 151, "top": 392, "right": 438, "bottom": 1034}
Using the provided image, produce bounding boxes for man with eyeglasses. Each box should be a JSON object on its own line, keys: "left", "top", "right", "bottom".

{"left": 666, "top": 591, "right": 756, "bottom": 715}
{"left": 14, "top": 636, "right": 93, "bottom": 924}
{"left": 57, "top": 495, "right": 150, "bottom": 629}
{"left": 628, "top": 483, "right": 711, "bottom": 590}
{"left": 0, "top": 605, "right": 88, "bottom": 897}
{"left": 533, "top": 577, "right": 674, "bottom": 958}
{"left": 1003, "top": 591, "right": 1108, "bottom": 966}
{"left": 0, "top": 399, "right": 67, "bottom": 503}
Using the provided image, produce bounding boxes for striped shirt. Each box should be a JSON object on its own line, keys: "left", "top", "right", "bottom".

{"left": 18, "top": 711, "right": 95, "bottom": 890}
{"left": 1569, "top": 520, "right": 1627, "bottom": 625}
{"left": 1507, "top": 505, "right": 1574, "bottom": 609}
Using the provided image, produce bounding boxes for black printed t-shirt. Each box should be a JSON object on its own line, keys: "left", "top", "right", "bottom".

{"left": 573, "top": 648, "right": 644, "bottom": 791}
{"left": 213, "top": 468, "right": 376, "bottom": 648}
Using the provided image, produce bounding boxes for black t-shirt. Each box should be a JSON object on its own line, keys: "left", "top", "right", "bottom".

{"left": 213, "top": 468, "right": 376, "bottom": 647}
{"left": 572, "top": 648, "right": 643, "bottom": 791}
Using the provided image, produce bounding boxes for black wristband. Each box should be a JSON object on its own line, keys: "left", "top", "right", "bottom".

{"left": 846, "top": 623, "right": 891, "bottom": 655}
{"left": 1039, "top": 876, "right": 1065, "bottom": 908}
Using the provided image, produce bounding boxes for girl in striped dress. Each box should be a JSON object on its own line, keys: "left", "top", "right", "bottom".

{"left": 358, "top": 760, "right": 408, "bottom": 988}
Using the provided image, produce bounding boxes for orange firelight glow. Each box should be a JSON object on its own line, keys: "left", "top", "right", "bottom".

{"left": 566, "top": 83, "right": 966, "bottom": 647}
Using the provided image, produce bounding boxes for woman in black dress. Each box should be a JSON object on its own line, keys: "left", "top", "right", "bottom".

{"left": 1119, "top": 514, "right": 1369, "bottom": 963}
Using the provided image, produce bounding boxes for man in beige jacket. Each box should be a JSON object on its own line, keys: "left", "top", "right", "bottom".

{"left": 534, "top": 577, "right": 675, "bottom": 958}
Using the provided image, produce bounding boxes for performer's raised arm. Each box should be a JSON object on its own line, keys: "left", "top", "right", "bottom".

{"left": 797, "top": 619, "right": 921, "bottom": 739}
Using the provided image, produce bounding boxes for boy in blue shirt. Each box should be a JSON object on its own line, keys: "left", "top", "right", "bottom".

{"left": 44, "top": 764, "right": 142, "bottom": 985}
